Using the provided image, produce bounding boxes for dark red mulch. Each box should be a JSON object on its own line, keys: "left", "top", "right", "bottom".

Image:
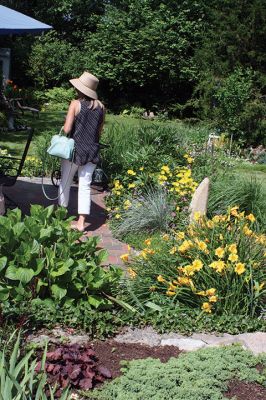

{"left": 224, "top": 380, "right": 266, "bottom": 400}
{"left": 92, "top": 340, "right": 182, "bottom": 378}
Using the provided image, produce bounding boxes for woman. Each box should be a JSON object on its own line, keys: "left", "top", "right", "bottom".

{"left": 59, "top": 71, "right": 105, "bottom": 231}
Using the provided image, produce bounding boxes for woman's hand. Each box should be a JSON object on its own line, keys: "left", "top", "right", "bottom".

{"left": 64, "top": 100, "right": 78, "bottom": 134}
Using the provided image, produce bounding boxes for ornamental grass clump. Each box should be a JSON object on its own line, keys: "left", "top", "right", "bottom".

{"left": 124, "top": 206, "right": 266, "bottom": 317}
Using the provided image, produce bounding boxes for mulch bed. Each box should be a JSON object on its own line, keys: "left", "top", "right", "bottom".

{"left": 224, "top": 380, "right": 266, "bottom": 400}
{"left": 92, "top": 339, "right": 182, "bottom": 378}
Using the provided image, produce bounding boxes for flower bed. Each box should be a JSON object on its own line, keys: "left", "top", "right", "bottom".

{"left": 122, "top": 207, "right": 266, "bottom": 318}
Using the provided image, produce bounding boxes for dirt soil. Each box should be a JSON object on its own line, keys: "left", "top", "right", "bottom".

{"left": 224, "top": 380, "right": 266, "bottom": 400}
{"left": 92, "top": 339, "right": 182, "bottom": 378}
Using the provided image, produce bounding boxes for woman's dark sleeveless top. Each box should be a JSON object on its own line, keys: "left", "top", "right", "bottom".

{"left": 72, "top": 99, "right": 104, "bottom": 166}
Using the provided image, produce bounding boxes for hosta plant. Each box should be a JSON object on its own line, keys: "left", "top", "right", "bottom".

{"left": 0, "top": 205, "right": 122, "bottom": 309}
{"left": 123, "top": 207, "right": 266, "bottom": 317}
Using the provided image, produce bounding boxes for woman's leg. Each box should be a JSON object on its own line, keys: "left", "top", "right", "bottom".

{"left": 76, "top": 162, "right": 96, "bottom": 230}
{"left": 58, "top": 159, "right": 78, "bottom": 208}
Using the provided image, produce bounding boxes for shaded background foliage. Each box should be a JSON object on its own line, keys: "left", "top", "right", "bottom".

{"left": 0, "top": 0, "right": 265, "bottom": 143}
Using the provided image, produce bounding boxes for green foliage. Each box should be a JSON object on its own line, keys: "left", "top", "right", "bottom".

{"left": 34, "top": 87, "right": 75, "bottom": 111}
{"left": 0, "top": 111, "right": 7, "bottom": 127}
{"left": 126, "top": 301, "right": 266, "bottom": 335}
{"left": 0, "top": 331, "right": 70, "bottom": 399}
{"left": 0, "top": 205, "right": 122, "bottom": 308}
{"left": 2, "top": 300, "right": 126, "bottom": 340}
{"left": 84, "top": 1, "right": 204, "bottom": 105}
{"left": 101, "top": 120, "right": 208, "bottom": 178}
{"left": 34, "top": 131, "right": 61, "bottom": 176}
{"left": 208, "top": 176, "right": 266, "bottom": 230}
{"left": 28, "top": 32, "right": 82, "bottom": 89}
{"left": 88, "top": 345, "right": 266, "bottom": 400}
{"left": 214, "top": 69, "right": 253, "bottom": 136}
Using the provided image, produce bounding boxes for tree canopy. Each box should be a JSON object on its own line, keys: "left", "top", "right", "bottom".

{"left": 1, "top": 0, "right": 265, "bottom": 142}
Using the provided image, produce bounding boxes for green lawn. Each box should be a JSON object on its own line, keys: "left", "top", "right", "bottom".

{"left": 0, "top": 111, "right": 150, "bottom": 156}
{"left": 0, "top": 111, "right": 207, "bottom": 156}
{"left": 233, "top": 161, "right": 266, "bottom": 191}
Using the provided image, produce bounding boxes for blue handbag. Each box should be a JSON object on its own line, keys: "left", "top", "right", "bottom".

{"left": 47, "top": 127, "right": 75, "bottom": 160}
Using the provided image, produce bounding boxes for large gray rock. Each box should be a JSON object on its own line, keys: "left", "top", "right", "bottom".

{"left": 189, "top": 177, "right": 210, "bottom": 223}
{"left": 237, "top": 332, "right": 266, "bottom": 355}
{"left": 191, "top": 333, "right": 247, "bottom": 349}
{"left": 114, "top": 327, "right": 161, "bottom": 346}
{"left": 161, "top": 338, "right": 206, "bottom": 351}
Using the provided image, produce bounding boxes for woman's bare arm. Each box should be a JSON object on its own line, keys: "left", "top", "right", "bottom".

{"left": 63, "top": 100, "right": 78, "bottom": 134}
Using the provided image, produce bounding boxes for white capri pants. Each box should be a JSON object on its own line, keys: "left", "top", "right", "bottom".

{"left": 58, "top": 159, "right": 96, "bottom": 215}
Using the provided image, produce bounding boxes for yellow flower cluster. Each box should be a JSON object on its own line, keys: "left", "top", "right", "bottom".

{"left": 157, "top": 163, "right": 197, "bottom": 197}
{"left": 179, "top": 259, "right": 203, "bottom": 276}
{"left": 112, "top": 179, "right": 123, "bottom": 195}
{"left": 123, "top": 199, "right": 132, "bottom": 210}
{"left": 183, "top": 153, "right": 194, "bottom": 164}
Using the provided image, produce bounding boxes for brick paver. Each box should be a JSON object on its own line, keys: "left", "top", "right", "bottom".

{"left": 86, "top": 190, "right": 129, "bottom": 266}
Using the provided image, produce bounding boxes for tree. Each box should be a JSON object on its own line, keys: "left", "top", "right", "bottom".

{"left": 83, "top": 0, "right": 205, "bottom": 107}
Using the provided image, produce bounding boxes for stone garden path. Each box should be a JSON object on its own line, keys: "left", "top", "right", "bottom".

{"left": 86, "top": 189, "right": 129, "bottom": 266}
{"left": 3, "top": 177, "right": 129, "bottom": 266}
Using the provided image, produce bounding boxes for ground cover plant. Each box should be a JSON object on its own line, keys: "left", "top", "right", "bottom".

{"left": 0, "top": 205, "right": 122, "bottom": 312}
{"left": 86, "top": 345, "right": 266, "bottom": 400}
{"left": 35, "top": 343, "right": 112, "bottom": 393}
{"left": 121, "top": 207, "right": 266, "bottom": 319}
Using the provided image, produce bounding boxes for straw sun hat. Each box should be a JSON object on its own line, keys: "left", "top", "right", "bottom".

{"left": 69, "top": 71, "right": 99, "bottom": 100}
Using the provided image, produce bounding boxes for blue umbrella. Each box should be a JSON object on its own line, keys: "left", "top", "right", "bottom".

{"left": 0, "top": 5, "right": 52, "bottom": 35}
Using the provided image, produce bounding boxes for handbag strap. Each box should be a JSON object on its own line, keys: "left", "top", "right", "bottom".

{"left": 41, "top": 150, "right": 75, "bottom": 201}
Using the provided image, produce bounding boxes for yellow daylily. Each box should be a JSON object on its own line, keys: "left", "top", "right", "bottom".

{"left": 235, "top": 262, "right": 246, "bottom": 275}
{"left": 201, "top": 302, "right": 212, "bottom": 313}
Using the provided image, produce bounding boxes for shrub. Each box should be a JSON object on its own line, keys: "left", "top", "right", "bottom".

{"left": 214, "top": 68, "right": 265, "bottom": 145}
{"left": 123, "top": 207, "right": 266, "bottom": 318}
{"left": 28, "top": 31, "right": 82, "bottom": 89}
{"left": 88, "top": 346, "right": 266, "bottom": 400}
{"left": 21, "top": 155, "right": 43, "bottom": 177}
{"left": 35, "top": 87, "right": 75, "bottom": 112}
{"left": 0, "top": 205, "right": 122, "bottom": 309}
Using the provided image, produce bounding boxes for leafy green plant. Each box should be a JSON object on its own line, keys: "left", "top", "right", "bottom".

{"left": 1, "top": 300, "right": 126, "bottom": 340}
{"left": 87, "top": 345, "right": 266, "bottom": 400}
{"left": 0, "top": 205, "right": 122, "bottom": 309}
{"left": 0, "top": 331, "right": 70, "bottom": 400}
